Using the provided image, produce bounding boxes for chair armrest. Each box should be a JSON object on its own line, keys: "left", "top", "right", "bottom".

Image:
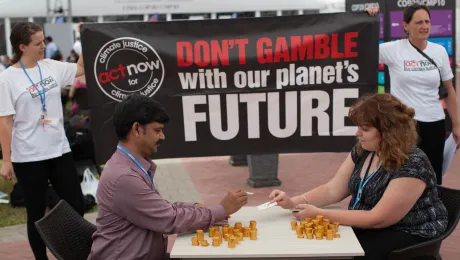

{"left": 392, "top": 239, "right": 441, "bottom": 253}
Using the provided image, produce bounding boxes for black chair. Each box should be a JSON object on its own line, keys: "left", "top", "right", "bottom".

{"left": 388, "top": 186, "right": 460, "bottom": 260}
{"left": 35, "top": 200, "right": 96, "bottom": 260}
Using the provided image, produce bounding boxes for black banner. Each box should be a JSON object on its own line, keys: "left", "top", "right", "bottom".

{"left": 81, "top": 12, "right": 379, "bottom": 164}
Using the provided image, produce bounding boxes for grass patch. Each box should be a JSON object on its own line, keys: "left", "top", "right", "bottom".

{"left": 0, "top": 160, "right": 27, "bottom": 228}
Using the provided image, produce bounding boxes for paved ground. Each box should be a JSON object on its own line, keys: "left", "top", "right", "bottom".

{"left": 1, "top": 76, "right": 459, "bottom": 259}
{"left": 0, "top": 151, "right": 459, "bottom": 259}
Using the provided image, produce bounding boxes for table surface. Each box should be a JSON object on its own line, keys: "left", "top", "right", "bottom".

{"left": 170, "top": 206, "right": 365, "bottom": 259}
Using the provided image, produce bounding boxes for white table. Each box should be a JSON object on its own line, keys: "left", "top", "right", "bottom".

{"left": 170, "top": 206, "right": 365, "bottom": 259}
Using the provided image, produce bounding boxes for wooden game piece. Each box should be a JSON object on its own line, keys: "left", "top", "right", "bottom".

{"left": 196, "top": 230, "right": 204, "bottom": 241}
{"left": 306, "top": 233, "right": 314, "bottom": 239}
{"left": 243, "top": 227, "right": 250, "bottom": 237}
{"left": 315, "top": 233, "right": 323, "bottom": 240}
{"left": 291, "top": 220, "right": 298, "bottom": 230}
{"left": 224, "top": 233, "right": 231, "bottom": 241}
{"left": 250, "top": 220, "right": 257, "bottom": 229}
{"left": 304, "top": 217, "right": 312, "bottom": 223}
{"left": 327, "top": 230, "right": 334, "bottom": 240}
{"left": 250, "top": 229, "right": 257, "bottom": 240}
{"left": 212, "top": 237, "right": 220, "bottom": 246}
{"left": 297, "top": 234, "right": 305, "bottom": 238}
{"left": 237, "top": 232, "right": 244, "bottom": 241}
{"left": 191, "top": 237, "right": 199, "bottom": 246}
{"left": 316, "top": 215, "right": 324, "bottom": 225}
{"left": 335, "top": 234, "right": 341, "bottom": 238}
{"left": 201, "top": 240, "right": 209, "bottom": 246}
{"left": 228, "top": 239, "right": 235, "bottom": 248}
{"left": 235, "top": 222, "right": 243, "bottom": 230}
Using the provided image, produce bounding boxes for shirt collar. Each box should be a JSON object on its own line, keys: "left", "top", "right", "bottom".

{"left": 116, "top": 143, "right": 156, "bottom": 173}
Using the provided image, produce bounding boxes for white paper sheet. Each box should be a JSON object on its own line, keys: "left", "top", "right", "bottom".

{"left": 442, "top": 133, "right": 458, "bottom": 176}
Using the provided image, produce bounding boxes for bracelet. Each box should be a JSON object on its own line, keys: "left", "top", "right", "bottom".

{"left": 300, "top": 194, "right": 308, "bottom": 204}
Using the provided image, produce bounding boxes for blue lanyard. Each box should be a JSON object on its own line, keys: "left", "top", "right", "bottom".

{"left": 19, "top": 61, "right": 46, "bottom": 114}
{"left": 117, "top": 145, "right": 157, "bottom": 191}
{"left": 352, "top": 152, "right": 379, "bottom": 210}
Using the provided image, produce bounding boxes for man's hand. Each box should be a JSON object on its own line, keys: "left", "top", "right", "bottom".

{"left": 220, "top": 189, "right": 248, "bottom": 215}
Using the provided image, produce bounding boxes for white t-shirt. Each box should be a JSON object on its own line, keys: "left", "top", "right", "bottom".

{"left": 379, "top": 39, "right": 453, "bottom": 122}
{"left": 0, "top": 59, "right": 77, "bottom": 162}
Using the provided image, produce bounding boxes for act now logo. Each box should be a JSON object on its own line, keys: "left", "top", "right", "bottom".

{"left": 94, "top": 37, "right": 165, "bottom": 102}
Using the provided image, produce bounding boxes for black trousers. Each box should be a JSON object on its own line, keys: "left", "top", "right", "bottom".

{"left": 13, "top": 152, "right": 85, "bottom": 260}
{"left": 416, "top": 120, "right": 446, "bottom": 185}
{"left": 353, "top": 228, "right": 428, "bottom": 260}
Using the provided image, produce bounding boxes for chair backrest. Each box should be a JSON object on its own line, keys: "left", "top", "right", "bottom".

{"left": 35, "top": 200, "right": 96, "bottom": 260}
{"left": 437, "top": 186, "right": 460, "bottom": 239}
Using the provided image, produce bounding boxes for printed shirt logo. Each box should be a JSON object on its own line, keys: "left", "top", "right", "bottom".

{"left": 94, "top": 37, "right": 165, "bottom": 102}
{"left": 403, "top": 60, "right": 437, "bottom": 71}
{"left": 26, "top": 76, "right": 59, "bottom": 98}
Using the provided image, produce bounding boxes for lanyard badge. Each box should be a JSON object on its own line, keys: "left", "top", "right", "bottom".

{"left": 19, "top": 61, "right": 51, "bottom": 127}
{"left": 352, "top": 152, "right": 379, "bottom": 210}
{"left": 117, "top": 145, "right": 158, "bottom": 192}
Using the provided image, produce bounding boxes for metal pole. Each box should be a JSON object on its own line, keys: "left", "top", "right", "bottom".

{"left": 46, "top": 0, "right": 51, "bottom": 23}
{"left": 67, "top": 0, "right": 72, "bottom": 23}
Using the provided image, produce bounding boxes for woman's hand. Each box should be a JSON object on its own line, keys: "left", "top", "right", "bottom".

{"left": 292, "top": 204, "right": 321, "bottom": 220}
{"left": 0, "top": 161, "right": 14, "bottom": 181}
{"left": 269, "top": 189, "right": 295, "bottom": 209}
{"left": 365, "top": 7, "right": 379, "bottom": 16}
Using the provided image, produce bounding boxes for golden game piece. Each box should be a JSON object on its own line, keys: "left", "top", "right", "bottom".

{"left": 335, "top": 234, "right": 341, "bottom": 238}
{"left": 237, "top": 232, "right": 244, "bottom": 241}
{"left": 304, "top": 217, "right": 312, "bottom": 223}
{"left": 316, "top": 215, "right": 324, "bottom": 225}
{"left": 333, "top": 222, "right": 340, "bottom": 231}
{"left": 224, "top": 233, "right": 231, "bottom": 241}
{"left": 201, "top": 240, "right": 209, "bottom": 246}
{"left": 312, "top": 219, "right": 319, "bottom": 227}
{"left": 291, "top": 220, "right": 297, "bottom": 230}
{"left": 250, "top": 220, "right": 257, "bottom": 229}
{"left": 296, "top": 226, "right": 304, "bottom": 236}
{"left": 212, "top": 237, "right": 220, "bottom": 246}
{"left": 243, "top": 227, "right": 250, "bottom": 237}
{"left": 196, "top": 230, "right": 204, "bottom": 241}
{"left": 306, "top": 222, "right": 313, "bottom": 229}
{"left": 327, "top": 230, "right": 334, "bottom": 240}
{"left": 306, "top": 233, "right": 314, "bottom": 239}
{"left": 228, "top": 240, "right": 235, "bottom": 248}
{"left": 315, "top": 233, "right": 323, "bottom": 240}
{"left": 228, "top": 228, "right": 234, "bottom": 236}
{"left": 232, "top": 236, "right": 239, "bottom": 244}
{"left": 235, "top": 222, "right": 243, "bottom": 230}
{"left": 209, "top": 227, "right": 215, "bottom": 237}
{"left": 250, "top": 229, "right": 257, "bottom": 240}
{"left": 297, "top": 234, "right": 304, "bottom": 238}
{"left": 223, "top": 224, "right": 229, "bottom": 228}
{"left": 191, "top": 237, "right": 199, "bottom": 246}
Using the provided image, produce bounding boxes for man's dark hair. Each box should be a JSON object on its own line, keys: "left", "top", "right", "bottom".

{"left": 45, "top": 36, "right": 53, "bottom": 42}
{"left": 113, "top": 94, "right": 170, "bottom": 141}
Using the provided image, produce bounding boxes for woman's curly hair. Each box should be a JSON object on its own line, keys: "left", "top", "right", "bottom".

{"left": 348, "top": 93, "right": 418, "bottom": 172}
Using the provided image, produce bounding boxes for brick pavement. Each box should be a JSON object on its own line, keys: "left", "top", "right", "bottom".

{"left": 1, "top": 152, "right": 458, "bottom": 259}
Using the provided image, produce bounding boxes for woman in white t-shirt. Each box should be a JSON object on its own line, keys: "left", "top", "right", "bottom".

{"left": 368, "top": 4, "right": 459, "bottom": 185}
{"left": 0, "top": 22, "right": 85, "bottom": 260}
